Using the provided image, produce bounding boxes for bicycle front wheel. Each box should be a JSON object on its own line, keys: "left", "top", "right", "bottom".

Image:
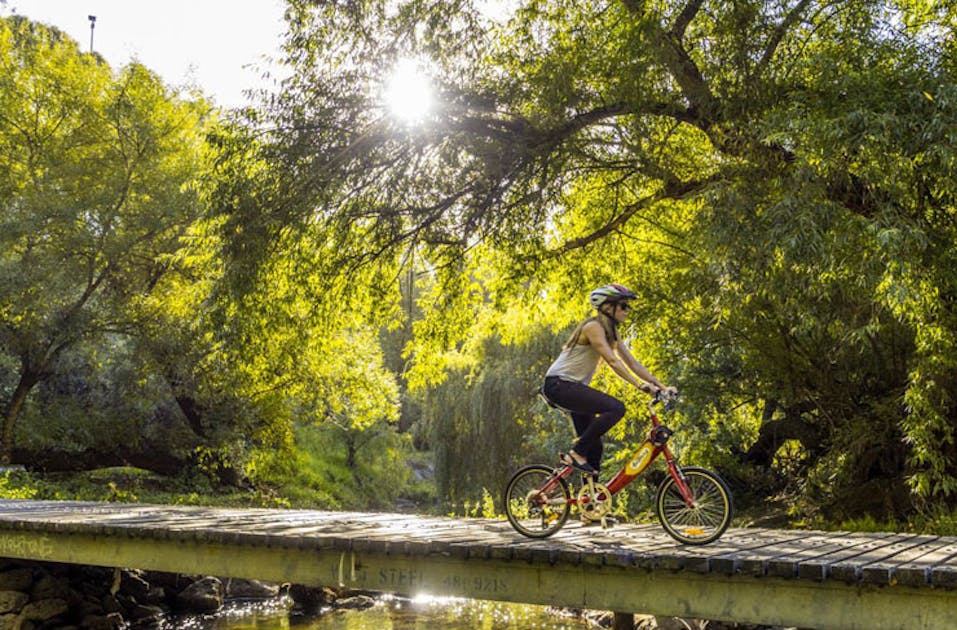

{"left": 656, "top": 466, "right": 732, "bottom": 545}
{"left": 504, "top": 465, "right": 571, "bottom": 539}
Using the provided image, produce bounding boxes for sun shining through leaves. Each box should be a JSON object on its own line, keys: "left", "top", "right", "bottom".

{"left": 383, "top": 58, "right": 433, "bottom": 124}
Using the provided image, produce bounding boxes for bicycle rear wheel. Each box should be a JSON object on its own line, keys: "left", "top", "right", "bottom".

{"left": 656, "top": 466, "right": 732, "bottom": 545}
{"left": 504, "top": 465, "right": 571, "bottom": 538}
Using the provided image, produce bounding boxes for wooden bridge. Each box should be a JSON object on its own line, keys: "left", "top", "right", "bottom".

{"left": 0, "top": 500, "right": 954, "bottom": 629}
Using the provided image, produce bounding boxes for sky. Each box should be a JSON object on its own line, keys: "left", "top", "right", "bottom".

{"left": 7, "top": 1, "right": 288, "bottom": 109}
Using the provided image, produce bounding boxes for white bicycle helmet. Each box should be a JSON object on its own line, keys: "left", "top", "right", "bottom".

{"left": 589, "top": 283, "right": 637, "bottom": 309}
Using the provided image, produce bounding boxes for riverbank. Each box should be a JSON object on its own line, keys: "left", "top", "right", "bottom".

{"left": 0, "top": 558, "right": 284, "bottom": 628}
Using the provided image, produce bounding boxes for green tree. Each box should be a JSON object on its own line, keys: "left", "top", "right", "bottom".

{"left": 0, "top": 17, "right": 210, "bottom": 462}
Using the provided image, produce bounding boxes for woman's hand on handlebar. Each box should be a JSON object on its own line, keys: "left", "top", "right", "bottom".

{"left": 639, "top": 382, "right": 675, "bottom": 395}
{"left": 649, "top": 385, "right": 679, "bottom": 403}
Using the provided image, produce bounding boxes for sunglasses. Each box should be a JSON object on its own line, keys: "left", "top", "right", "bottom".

{"left": 618, "top": 302, "right": 631, "bottom": 312}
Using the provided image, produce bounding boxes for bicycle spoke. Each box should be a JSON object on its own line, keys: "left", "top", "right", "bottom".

{"left": 656, "top": 468, "right": 733, "bottom": 545}
{"left": 504, "top": 465, "right": 571, "bottom": 539}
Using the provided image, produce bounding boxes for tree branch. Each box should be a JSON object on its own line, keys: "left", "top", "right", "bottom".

{"left": 757, "top": 0, "right": 815, "bottom": 74}
{"left": 619, "top": 0, "right": 720, "bottom": 129}
{"left": 671, "top": 0, "right": 704, "bottom": 41}
{"left": 554, "top": 175, "right": 711, "bottom": 254}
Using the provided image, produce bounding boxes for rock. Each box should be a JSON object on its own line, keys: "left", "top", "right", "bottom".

{"left": 78, "top": 583, "right": 107, "bottom": 600}
{"left": 99, "top": 594, "right": 121, "bottom": 615}
{"left": 338, "top": 587, "right": 381, "bottom": 599}
{"left": 0, "top": 592, "right": 27, "bottom": 615}
{"left": 174, "top": 577, "right": 223, "bottom": 613}
{"left": 118, "top": 570, "right": 150, "bottom": 601}
{"left": 30, "top": 574, "right": 72, "bottom": 602}
{"left": 288, "top": 584, "right": 337, "bottom": 613}
{"left": 0, "top": 569, "right": 33, "bottom": 592}
{"left": 143, "top": 586, "right": 165, "bottom": 606}
{"left": 334, "top": 595, "right": 375, "bottom": 610}
{"left": 587, "top": 611, "right": 614, "bottom": 628}
{"left": 653, "top": 618, "right": 708, "bottom": 630}
{"left": 73, "top": 599, "right": 103, "bottom": 620}
{"left": 79, "top": 613, "right": 124, "bottom": 630}
{"left": 224, "top": 578, "right": 280, "bottom": 600}
{"left": 114, "top": 593, "right": 136, "bottom": 613}
{"left": 142, "top": 571, "right": 191, "bottom": 592}
{"left": 129, "top": 603, "right": 164, "bottom": 621}
{"left": 19, "top": 599, "right": 67, "bottom": 622}
{"left": 70, "top": 567, "right": 112, "bottom": 586}
{"left": 0, "top": 614, "right": 18, "bottom": 630}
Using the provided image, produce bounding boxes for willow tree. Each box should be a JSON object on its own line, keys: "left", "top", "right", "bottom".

{"left": 218, "top": 1, "right": 957, "bottom": 516}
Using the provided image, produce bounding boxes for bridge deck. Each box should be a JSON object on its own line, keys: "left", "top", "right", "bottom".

{"left": 0, "top": 499, "right": 952, "bottom": 589}
{"left": 0, "top": 500, "right": 954, "bottom": 629}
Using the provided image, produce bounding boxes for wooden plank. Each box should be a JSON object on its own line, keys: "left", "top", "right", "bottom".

{"left": 749, "top": 531, "right": 888, "bottom": 580}
{"left": 655, "top": 528, "right": 801, "bottom": 574}
{"left": 593, "top": 525, "right": 675, "bottom": 570}
{"left": 706, "top": 529, "right": 837, "bottom": 576}
{"left": 930, "top": 548, "right": 957, "bottom": 589}
{"left": 795, "top": 531, "right": 899, "bottom": 581}
{"left": 859, "top": 538, "right": 957, "bottom": 587}
{"left": 828, "top": 535, "right": 927, "bottom": 583}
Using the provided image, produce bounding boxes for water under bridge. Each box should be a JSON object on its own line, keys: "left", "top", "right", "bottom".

{"left": 0, "top": 499, "right": 953, "bottom": 629}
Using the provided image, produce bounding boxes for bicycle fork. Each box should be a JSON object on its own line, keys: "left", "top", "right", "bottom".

{"left": 663, "top": 447, "right": 697, "bottom": 506}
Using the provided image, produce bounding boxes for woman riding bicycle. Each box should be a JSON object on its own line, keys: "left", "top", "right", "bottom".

{"left": 542, "top": 283, "right": 676, "bottom": 479}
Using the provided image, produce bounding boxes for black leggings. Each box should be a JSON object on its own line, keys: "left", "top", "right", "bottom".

{"left": 542, "top": 376, "right": 626, "bottom": 473}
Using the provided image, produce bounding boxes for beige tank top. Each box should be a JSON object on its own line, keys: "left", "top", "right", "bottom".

{"left": 545, "top": 342, "right": 601, "bottom": 385}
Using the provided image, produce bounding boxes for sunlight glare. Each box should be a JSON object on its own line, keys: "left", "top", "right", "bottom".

{"left": 384, "top": 58, "right": 433, "bottom": 124}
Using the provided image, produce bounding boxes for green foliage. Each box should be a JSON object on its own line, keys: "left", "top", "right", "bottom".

{"left": 457, "top": 488, "right": 499, "bottom": 519}
{"left": 0, "top": 15, "right": 406, "bottom": 511}
{"left": 417, "top": 326, "right": 565, "bottom": 505}
{"left": 228, "top": 0, "right": 957, "bottom": 523}
{"left": 908, "top": 504, "right": 957, "bottom": 536}
{"left": 16, "top": 336, "right": 169, "bottom": 453}
{"left": 0, "top": 472, "right": 37, "bottom": 500}
{"left": 0, "top": 15, "right": 213, "bottom": 459}
{"left": 248, "top": 422, "right": 430, "bottom": 510}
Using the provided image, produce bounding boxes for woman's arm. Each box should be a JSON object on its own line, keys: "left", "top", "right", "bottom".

{"left": 617, "top": 342, "right": 666, "bottom": 393}
{"left": 581, "top": 321, "right": 647, "bottom": 390}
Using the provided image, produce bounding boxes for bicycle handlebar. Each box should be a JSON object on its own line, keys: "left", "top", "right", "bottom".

{"left": 648, "top": 389, "right": 679, "bottom": 412}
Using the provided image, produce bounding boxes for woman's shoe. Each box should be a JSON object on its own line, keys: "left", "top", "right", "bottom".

{"left": 566, "top": 453, "right": 597, "bottom": 475}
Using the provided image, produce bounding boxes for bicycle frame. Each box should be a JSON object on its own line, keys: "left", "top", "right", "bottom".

{"left": 548, "top": 399, "right": 695, "bottom": 508}
{"left": 506, "top": 392, "right": 732, "bottom": 542}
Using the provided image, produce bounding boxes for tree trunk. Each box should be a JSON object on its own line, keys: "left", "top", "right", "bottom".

{"left": 174, "top": 394, "right": 207, "bottom": 438}
{"left": 1, "top": 368, "right": 42, "bottom": 464}
{"left": 12, "top": 445, "right": 188, "bottom": 476}
{"left": 346, "top": 439, "right": 357, "bottom": 470}
{"left": 743, "top": 402, "right": 819, "bottom": 467}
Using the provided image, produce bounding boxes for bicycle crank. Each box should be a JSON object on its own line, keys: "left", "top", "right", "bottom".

{"left": 577, "top": 482, "right": 612, "bottom": 521}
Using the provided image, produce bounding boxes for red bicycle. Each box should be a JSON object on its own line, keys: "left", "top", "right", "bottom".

{"left": 504, "top": 391, "right": 733, "bottom": 544}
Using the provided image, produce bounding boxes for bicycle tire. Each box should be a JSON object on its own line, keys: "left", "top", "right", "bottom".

{"left": 504, "top": 465, "right": 571, "bottom": 539}
{"left": 655, "top": 466, "right": 732, "bottom": 545}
